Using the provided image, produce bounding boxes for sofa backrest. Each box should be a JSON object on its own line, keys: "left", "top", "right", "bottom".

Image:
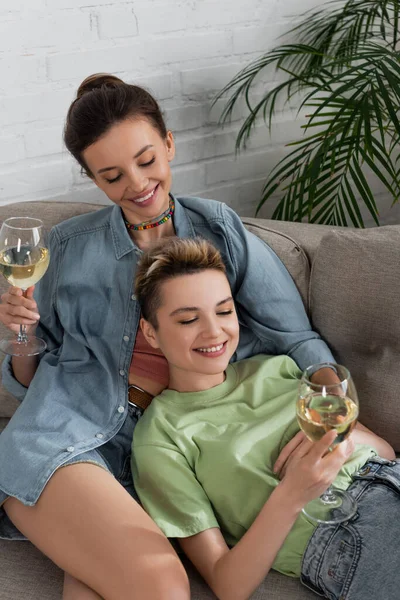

{"left": 0, "top": 202, "right": 399, "bottom": 452}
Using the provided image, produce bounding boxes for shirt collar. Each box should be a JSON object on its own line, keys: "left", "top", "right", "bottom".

{"left": 171, "top": 194, "right": 196, "bottom": 239}
{"left": 110, "top": 204, "right": 136, "bottom": 260}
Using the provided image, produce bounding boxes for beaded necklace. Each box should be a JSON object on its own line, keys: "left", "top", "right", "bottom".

{"left": 124, "top": 197, "right": 175, "bottom": 232}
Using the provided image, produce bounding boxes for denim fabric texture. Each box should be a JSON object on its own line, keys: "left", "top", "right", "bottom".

{"left": 0, "top": 403, "right": 142, "bottom": 540}
{"left": 301, "top": 458, "right": 400, "bottom": 600}
{"left": 0, "top": 195, "right": 334, "bottom": 533}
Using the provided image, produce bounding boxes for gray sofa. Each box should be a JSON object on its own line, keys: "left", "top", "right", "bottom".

{"left": 1, "top": 201, "right": 399, "bottom": 600}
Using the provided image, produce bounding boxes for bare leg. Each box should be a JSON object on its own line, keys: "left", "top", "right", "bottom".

{"left": 63, "top": 573, "right": 104, "bottom": 600}
{"left": 4, "top": 463, "right": 190, "bottom": 600}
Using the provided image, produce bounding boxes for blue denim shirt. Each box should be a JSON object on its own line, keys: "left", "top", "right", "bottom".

{"left": 0, "top": 195, "right": 334, "bottom": 506}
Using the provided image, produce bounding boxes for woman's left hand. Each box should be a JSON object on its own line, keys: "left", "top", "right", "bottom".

{"left": 273, "top": 431, "right": 313, "bottom": 479}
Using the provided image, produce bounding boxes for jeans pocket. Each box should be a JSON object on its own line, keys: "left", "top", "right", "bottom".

{"left": 117, "top": 453, "right": 132, "bottom": 485}
{"left": 328, "top": 539, "right": 354, "bottom": 584}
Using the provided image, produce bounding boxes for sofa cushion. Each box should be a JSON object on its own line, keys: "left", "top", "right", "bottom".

{"left": 310, "top": 226, "right": 400, "bottom": 452}
{"left": 242, "top": 218, "right": 311, "bottom": 310}
{"left": 0, "top": 539, "right": 317, "bottom": 600}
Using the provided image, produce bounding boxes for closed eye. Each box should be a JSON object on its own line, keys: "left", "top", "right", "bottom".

{"left": 217, "top": 310, "right": 233, "bottom": 316}
{"left": 141, "top": 157, "right": 156, "bottom": 167}
{"left": 105, "top": 174, "right": 122, "bottom": 184}
{"left": 179, "top": 317, "right": 198, "bottom": 326}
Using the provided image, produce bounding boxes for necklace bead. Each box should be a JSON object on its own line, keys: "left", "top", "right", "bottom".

{"left": 124, "top": 198, "right": 175, "bottom": 231}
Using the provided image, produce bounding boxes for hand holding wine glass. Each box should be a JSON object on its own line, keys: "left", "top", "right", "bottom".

{"left": 0, "top": 217, "right": 49, "bottom": 356}
{"left": 295, "top": 363, "right": 359, "bottom": 523}
{"left": 0, "top": 285, "right": 40, "bottom": 335}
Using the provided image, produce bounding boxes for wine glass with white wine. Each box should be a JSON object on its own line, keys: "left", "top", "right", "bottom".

{"left": 296, "top": 363, "right": 359, "bottom": 524}
{"left": 0, "top": 217, "right": 49, "bottom": 356}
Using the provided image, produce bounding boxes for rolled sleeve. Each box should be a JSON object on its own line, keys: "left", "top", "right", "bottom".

{"left": 223, "top": 205, "right": 335, "bottom": 371}
{"left": 1, "top": 355, "right": 28, "bottom": 402}
{"left": 132, "top": 443, "right": 219, "bottom": 539}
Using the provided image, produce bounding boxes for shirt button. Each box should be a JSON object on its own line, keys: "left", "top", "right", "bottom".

{"left": 117, "top": 405, "right": 125, "bottom": 414}
{"left": 67, "top": 446, "right": 75, "bottom": 453}
{"left": 95, "top": 433, "right": 104, "bottom": 440}
{"left": 131, "top": 294, "right": 136, "bottom": 301}
{"left": 123, "top": 335, "right": 130, "bottom": 342}
{"left": 119, "top": 369, "right": 125, "bottom": 376}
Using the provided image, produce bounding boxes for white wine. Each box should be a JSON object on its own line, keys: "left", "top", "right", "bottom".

{"left": 297, "top": 394, "right": 358, "bottom": 444}
{"left": 0, "top": 246, "right": 49, "bottom": 289}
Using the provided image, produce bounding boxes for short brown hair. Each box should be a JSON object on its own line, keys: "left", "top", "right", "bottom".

{"left": 135, "top": 237, "right": 227, "bottom": 328}
{"left": 64, "top": 73, "right": 168, "bottom": 177}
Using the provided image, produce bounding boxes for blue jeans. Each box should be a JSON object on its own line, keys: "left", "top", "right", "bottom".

{"left": 301, "top": 457, "right": 400, "bottom": 600}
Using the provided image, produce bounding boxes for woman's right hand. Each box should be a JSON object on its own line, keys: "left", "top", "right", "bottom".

{"left": 279, "top": 430, "right": 355, "bottom": 509}
{"left": 0, "top": 286, "right": 40, "bottom": 334}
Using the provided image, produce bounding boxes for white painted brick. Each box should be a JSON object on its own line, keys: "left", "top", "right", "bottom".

{"left": 134, "top": 2, "right": 188, "bottom": 34}
{"left": 71, "top": 161, "right": 89, "bottom": 186}
{"left": 174, "top": 128, "right": 241, "bottom": 166}
{"left": 0, "top": 0, "right": 45, "bottom": 10}
{"left": 171, "top": 164, "right": 206, "bottom": 195}
{"left": 132, "top": 73, "right": 173, "bottom": 101}
{"left": 0, "top": 161, "right": 71, "bottom": 200}
{"left": 0, "top": 0, "right": 394, "bottom": 226}
{"left": 47, "top": 44, "right": 141, "bottom": 82}
{"left": 0, "top": 55, "right": 46, "bottom": 91}
{"left": 25, "top": 125, "right": 65, "bottom": 159}
{"left": 206, "top": 149, "right": 286, "bottom": 186}
{"left": 275, "top": 0, "right": 322, "bottom": 19}
{"left": 180, "top": 63, "right": 244, "bottom": 96}
{"left": 51, "top": 184, "right": 111, "bottom": 206}
{"left": 0, "top": 136, "right": 25, "bottom": 165}
{"left": 46, "top": 0, "right": 117, "bottom": 7}
{"left": 190, "top": 0, "right": 259, "bottom": 28}
{"left": 193, "top": 182, "right": 239, "bottom": 206}
{"left": 207, "top": 94, "right": 265, "bottom": 126}
{"left": 232, "top": 25, "right": 288, "bottom": 56}
{"left": 165, "top": 105, "right": 206, "bottom": 132}
{"left": 97, "top": 6, "right": 138, "bottom": 39}
{"left": 0, "top": 12, "right": 93, "bottom": 51}
{"left": 144, "top": 31, "right": 233, "bottom": 66}
{"left": 135, "top": 0, "right": 259, "bottom": 34}
{"left": 0, "top": 89, "right": 74, "bottom": 126}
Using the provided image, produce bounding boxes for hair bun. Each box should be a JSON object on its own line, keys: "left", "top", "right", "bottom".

{"left": 76, "top": 73, "right": 125, "bottom": 99}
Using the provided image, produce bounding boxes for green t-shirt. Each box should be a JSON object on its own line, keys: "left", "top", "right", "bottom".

{"left": 131, "top": 355, "right": 376, "bottom": 577}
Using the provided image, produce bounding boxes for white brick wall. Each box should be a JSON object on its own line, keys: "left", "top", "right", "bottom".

{"left": 1, "top": 0, "right": 397, "bottom": 225}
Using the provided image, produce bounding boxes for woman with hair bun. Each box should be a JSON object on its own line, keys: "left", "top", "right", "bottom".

{"left": 0, "top": 73, "right": 337, "bottom": 599}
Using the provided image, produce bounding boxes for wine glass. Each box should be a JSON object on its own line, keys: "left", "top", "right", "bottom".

{"left": 296, "top": 363, "right": 359, "bottom": 524}
{"left": 0, "top": 217, "right": 50, "bottom": 356}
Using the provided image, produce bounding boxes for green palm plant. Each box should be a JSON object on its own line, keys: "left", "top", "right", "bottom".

{"left": 215, "top": 0, "right": 400, "bottom": 226}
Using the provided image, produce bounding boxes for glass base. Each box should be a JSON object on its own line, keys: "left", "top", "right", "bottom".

{"left": 0, "top": 336, "right": 47, "bottom": 357}
{"left": 302, "top": 488, "right": 357, "bottom": 524}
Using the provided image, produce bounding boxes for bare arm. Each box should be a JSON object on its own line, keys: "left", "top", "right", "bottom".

{"left": 180, "top": 431, "right": 354, "bottom": 600}
{"left": 351, "top": 422, "right": 395, "bottom": 460}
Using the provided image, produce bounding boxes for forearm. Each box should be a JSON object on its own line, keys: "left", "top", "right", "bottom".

{"left": 353, "top": 423, "right": 395, "bottom": 460}
{"left": 310, "top": 366, "right": 340, "bottom": 386}
{"left": 11, "top": 355, "right": 39, "bottom": 388}
{"left": 210, "top": 485, "right": 300, "bottom": 600}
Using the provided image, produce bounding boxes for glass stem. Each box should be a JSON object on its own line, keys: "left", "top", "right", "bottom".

{"left": 17, "top": 324, "right": 28, "bottom": 344}
{"left": 17, "top": 289, "right": 29, "bottom": 344}
{"left": 320, "top": 486, "right": 338, "bottom": 505}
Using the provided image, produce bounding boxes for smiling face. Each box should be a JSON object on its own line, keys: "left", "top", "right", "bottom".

{"left": 82, "top": 118, "right": 175, "bottom": 224}
{"left": 141, "top": 270, "right": 240, "bottom": 393}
